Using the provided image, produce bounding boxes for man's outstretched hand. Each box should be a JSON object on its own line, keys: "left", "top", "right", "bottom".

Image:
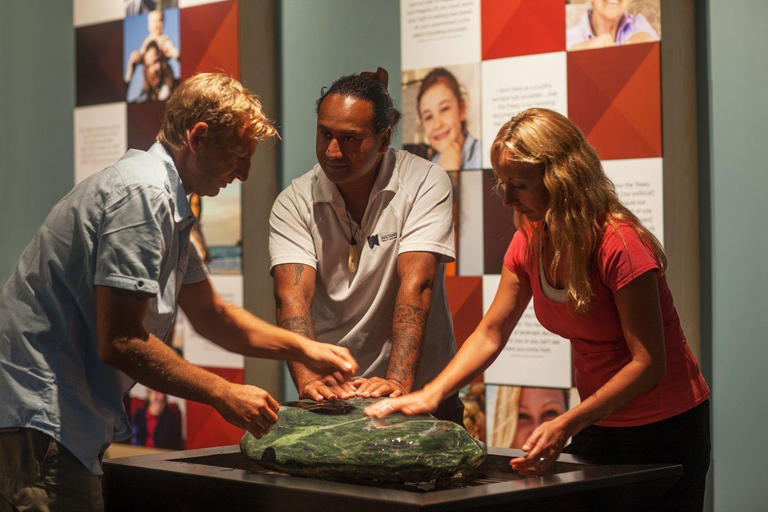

{"left": 216, "top": 382, "right": 280, "bottom": 438}
{"left": 298, "top": 375, "right": 357, "bottom": 401}
{"left": 353, "top": 377, "right": 407, "bottom": 398}
{"left": 297, "top": 340, "right": 358, "bottom": 383}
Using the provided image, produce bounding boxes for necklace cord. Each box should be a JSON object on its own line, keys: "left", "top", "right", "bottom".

{"left": 346, "top": 212, "right": 360, "bottom": 246}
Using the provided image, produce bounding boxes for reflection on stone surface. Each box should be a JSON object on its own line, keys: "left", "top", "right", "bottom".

{"left": 240, "top": 398, "right": 487, "bottom": 482}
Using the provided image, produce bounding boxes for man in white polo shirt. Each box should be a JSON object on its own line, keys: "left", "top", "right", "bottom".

{"left": 269, "top": 68, "right": 464, "bottom": 424}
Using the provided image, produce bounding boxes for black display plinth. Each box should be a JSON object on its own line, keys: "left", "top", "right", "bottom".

{"left": 103, "top": 445, "right": 680, "bottom": 511}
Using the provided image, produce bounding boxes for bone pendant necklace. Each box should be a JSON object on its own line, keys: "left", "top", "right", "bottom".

{"left": 346, "top": 213, "right": 361, "bottom": 273}
{"left": 348, "top": 239, "right": 358, "bottom": 273}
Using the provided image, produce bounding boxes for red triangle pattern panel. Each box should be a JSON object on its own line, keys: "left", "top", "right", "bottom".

{"left": 76, "top": 21, "right": 126, "bottom": 106}
{"left": 483, "top": 171, "right": 517, "bottom": 274}
{"left": 127, "top": 101, "right": 166, "bottom": 151}
{"left": 482, "top": 0, "right": 565, "bottom": 60}
{"left": 185, "top": 367, "right": 244, "bottom": 450}
{"left": 567, "top": 42, "right": 662, "bottom": 160}
{"left": 446, "top": 276, "right": 483, "bottom": 348}
{"left": 180, "top": 0, "right": 240, "bottom": 80}
{"left": 446, "top": 276, "right": 484, "bottom": 383}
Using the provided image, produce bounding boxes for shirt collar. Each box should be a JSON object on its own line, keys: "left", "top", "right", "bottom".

{"left": 148, "top": 142, "right": 195, "bottom": 226}
{"left": 585, "top": 10, "right": 632, "bottom": 40}
{"left": 312, "top": 149, "right": 398, "bottom": 207}
{"left": 370, "top": 149, "right": 398, "bottom": 197}
{"left": 616, "top": 13, "right": 634, "bottom": 36}
{"left": 462, "top": 133, "right": 477, "bottom": 164}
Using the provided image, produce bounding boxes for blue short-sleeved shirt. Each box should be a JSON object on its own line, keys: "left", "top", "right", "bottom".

{"left": 0, "top": 142, "right": 208, "bottom": 474}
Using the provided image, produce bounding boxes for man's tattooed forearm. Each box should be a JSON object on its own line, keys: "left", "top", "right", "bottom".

{"left": 393, "top": 303, "right": 427, "bottom": 326}
{"left": 278, "top": 316, "right": 316, "bottom": 339}
{"left": 388, "top": 303, "right": 427, "bottom": 388}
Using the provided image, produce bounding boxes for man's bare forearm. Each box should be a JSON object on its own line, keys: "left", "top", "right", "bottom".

{"left": 178, "top": 278, "right": 312, "bottom": 361}
{"left": 193, "top": 299, "right": 309, "bottom": 360}
{"left": 102, "top": 331, "right": 229, "bottom": 408}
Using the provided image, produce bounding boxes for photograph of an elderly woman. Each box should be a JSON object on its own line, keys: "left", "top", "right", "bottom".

{"left": 566, "top": 0, "right": 660, "bottom": 52}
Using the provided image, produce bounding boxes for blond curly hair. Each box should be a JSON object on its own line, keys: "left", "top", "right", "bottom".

{"left": 490, "top": 108, "right": 666, "bottom": 314}
{"left": 158, "top": 72, "right": 277, "bottom": 149}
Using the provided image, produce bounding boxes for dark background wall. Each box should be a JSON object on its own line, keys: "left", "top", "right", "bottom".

{"left": 278, "top": 0, "right": 402, "bottom": 188}
{"left": 700, "top": 0, "right": 768, "bottom": 509}
{"left": 0, "top": 1, "right": 75, "bottom": 285}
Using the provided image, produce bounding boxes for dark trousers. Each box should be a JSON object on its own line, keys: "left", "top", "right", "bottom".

{"left": 434, "top": 392, "right": 466, "bottom": 427}
{"left": 564, "top": 400, "right": 711, "bottom": 512}
{"left": 0, "top": 428, "right": 103, "bottom": 512}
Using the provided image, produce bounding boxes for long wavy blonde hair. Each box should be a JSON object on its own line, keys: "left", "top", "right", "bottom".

{"left": 490, "top": 386, "right": 522, "bottom": 448}
{"left": 490, "top": 108, "right": 666, "bottom": 314}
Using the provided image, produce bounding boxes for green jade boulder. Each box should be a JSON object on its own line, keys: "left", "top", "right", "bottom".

{"left": 240, "top": 398, "right": 487, "bottom": 482}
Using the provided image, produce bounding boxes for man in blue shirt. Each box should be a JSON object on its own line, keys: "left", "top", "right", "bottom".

{"left": 0, "top": 73, "right": 357, "bottom": 511}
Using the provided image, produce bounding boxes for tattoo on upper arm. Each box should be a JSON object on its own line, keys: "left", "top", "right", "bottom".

{"left": 293, "top": 264, "right": 304, "bottom": 285}
{"left": 276, "top": 263, "right": 305, "bottom": 286}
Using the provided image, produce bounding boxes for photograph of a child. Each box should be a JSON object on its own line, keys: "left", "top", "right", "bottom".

{"left": 124, "top": 8, "right": 181, "bottom": 103}
{"left": 566, "top": 0, "right": 661, "bottom": 52}
{"left": 124, "top": 0, "right": 178, "bottom": 17}
{"left": 402, "top": 63, "right": 481, "bottom": 172}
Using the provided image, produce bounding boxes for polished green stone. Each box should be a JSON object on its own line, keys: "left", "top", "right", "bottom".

{"left": 240, "top": 398, "right": 486, "bottom": 482}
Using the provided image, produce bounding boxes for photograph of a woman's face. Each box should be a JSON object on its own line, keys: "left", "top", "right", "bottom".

{"left": 487, "top": 385, "right": 572, "bottom": 449}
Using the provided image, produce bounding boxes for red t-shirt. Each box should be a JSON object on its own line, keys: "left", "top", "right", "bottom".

{"left": 504, "top": 222, "right": 710, "bottom": 427}
{"left": 145, "top": 409, "right": 159, "bottom": 448}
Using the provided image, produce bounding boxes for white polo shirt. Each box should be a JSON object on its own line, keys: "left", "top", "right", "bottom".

{"left": 269, "top": 149, "right": 457, "bottom": 390}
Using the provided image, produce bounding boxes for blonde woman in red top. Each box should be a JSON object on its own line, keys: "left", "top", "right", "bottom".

{"left": 367, "top": 108, "right": 710, "bottom": 511}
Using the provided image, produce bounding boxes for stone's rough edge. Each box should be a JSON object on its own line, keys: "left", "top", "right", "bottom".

{"left": 240, "top": 398, "right": 487, "bottom": 482}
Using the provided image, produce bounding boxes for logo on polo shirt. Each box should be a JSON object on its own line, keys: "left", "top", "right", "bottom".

{"left": 367, "top": 232, "right": 397, "bottom": 249}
